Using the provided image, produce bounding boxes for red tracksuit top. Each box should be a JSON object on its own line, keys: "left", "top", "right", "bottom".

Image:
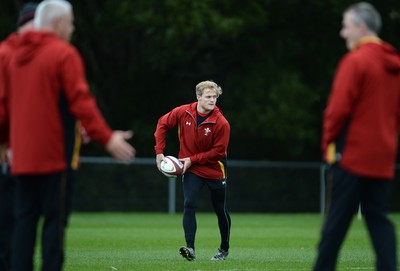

{"left": 3, "top": 31, "right": 113, "bottom": 175}
{"left": 322, "top": 40, "right": 400, "bottom": 179}
{"left": 0, "top": 33, "right": 18, "bottom": 144}
{"left": 154, "top": 102, "right": 230, "bottom": 180}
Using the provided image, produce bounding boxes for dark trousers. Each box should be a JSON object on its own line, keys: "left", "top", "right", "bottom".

{"left": 12, "top": 171, "right": 73, "bottom": 271}
{"left": 0, "top": 168, "right": 14, "bottom": 271}
{"left": 182, "top": 172, "right": 231, "bottom": 251}
{"left": 313, "top": 165, "right": 397, "bottom": 271}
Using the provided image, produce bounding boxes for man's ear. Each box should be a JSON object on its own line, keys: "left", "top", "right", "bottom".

{"left": 358, "top": 21, "right": 370, "bottom": 34}
{"left": 52, "top": 18, "right": 62, "bottom": 33}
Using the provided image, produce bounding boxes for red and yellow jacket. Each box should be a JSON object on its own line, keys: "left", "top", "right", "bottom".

{"left": 322, "top": 39, "right": 400, "bottom": 179}
{"left": 0, "top": 33, "right": 18, "bottom": 145}
{"left": 154, "top": 102, "right": 230, "bottom": 180}
{"left": 2, "top": 31, "right": 112, "bottom": 175}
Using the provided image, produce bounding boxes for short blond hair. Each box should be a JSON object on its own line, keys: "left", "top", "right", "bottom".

{"left": 195, "top": 80, "right": 222, "bottom": 97}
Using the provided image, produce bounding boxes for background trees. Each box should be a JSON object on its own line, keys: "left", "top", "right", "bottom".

{"left": 2, "top": 0, "right": 400, "bottom": 161}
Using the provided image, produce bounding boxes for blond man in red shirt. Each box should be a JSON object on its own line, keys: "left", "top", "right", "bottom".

{"left": 155, "top": 80, "right": 231, "bottom": 261}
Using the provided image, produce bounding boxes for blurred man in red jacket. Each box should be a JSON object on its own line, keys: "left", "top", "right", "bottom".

{"left": 0, "top": 1, "right": 135, "bottom": 270}
{"left": 313, "top": 2, "right": 400, "bottom": 271}
{"left": 0, "top": 4, "right": 38, "bottom": 271}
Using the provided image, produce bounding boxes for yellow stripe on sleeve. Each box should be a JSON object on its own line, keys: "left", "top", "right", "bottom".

{"left": 326, "top": 143, "right": 336, "bottom": 165}
{"left": 70, "top": 122, "right": 82, "bottom": 170}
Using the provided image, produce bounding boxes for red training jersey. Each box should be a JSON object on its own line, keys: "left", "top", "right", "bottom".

{"left": 154, "top": 102, "right": 230, "bottom": 180}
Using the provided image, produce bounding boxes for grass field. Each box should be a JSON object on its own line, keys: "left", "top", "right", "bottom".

{"left": 35, "top": 213, "right": 400, "bottom": 271}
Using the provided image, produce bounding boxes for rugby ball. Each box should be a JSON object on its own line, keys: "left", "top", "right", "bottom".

{"left": 160, "top": 156, "right": 184, "bottom": 178}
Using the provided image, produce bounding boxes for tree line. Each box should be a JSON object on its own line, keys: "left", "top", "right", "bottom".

{"left": 2, "top": 0, "right": 400, "bottom": 161}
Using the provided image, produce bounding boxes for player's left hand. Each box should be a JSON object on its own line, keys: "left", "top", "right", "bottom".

{"left": 179, "top": 157, "right": 191, "bottom": 173}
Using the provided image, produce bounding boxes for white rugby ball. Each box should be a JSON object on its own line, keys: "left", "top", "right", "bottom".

{"left": 160, "top": 156, "right": 184, "bottom": 178}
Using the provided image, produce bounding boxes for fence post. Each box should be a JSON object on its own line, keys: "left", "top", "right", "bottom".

{"left": 168, "top": 177, "right": 176, "bottom": 214}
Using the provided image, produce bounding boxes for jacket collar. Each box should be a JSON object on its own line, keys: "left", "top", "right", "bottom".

{"left": 188, "top": 102, "right": 222, "bottom": 123}
{"left": 354, "top": 36, "right": 382, "bottom": 50}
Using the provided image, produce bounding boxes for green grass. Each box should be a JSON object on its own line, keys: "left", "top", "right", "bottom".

{"left": 35, "top": 213, "right": 400, "bottom": 270}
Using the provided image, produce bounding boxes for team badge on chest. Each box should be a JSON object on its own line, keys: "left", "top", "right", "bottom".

{"left": 204, "top": 127, "right": 211, "bottom": 136}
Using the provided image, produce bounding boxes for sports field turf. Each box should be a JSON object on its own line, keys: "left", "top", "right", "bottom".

{"left": 36, "top": 213, "right": 400, "bottom": 270}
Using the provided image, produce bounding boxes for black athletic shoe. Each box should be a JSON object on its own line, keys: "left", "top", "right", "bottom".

{"left": 179, "top": 246, "right": 196, "bottom": 261}
{"left": 211, "top": 248, "right": 229, "bottom": 260}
